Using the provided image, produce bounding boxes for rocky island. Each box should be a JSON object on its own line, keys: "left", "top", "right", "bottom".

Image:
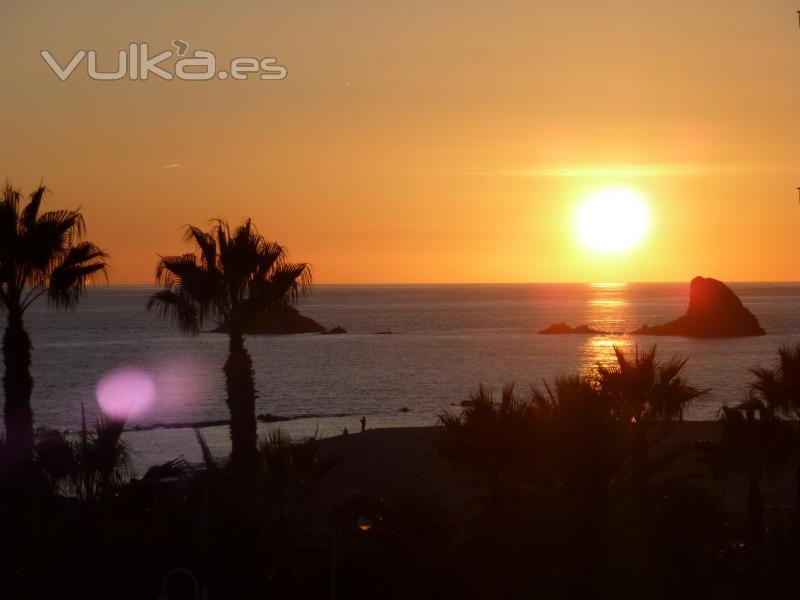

{"left": 212, "top": 306, "right": 345, "bottom": 335}
{"left": 539, "top": 322, "right": 609, "bottom": 335}
{"left": 633, "top": 276, "right": 765, "bottom": 337}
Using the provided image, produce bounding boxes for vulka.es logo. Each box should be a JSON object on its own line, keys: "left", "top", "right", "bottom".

{"left": 40, "top": 41, "right": 287, "bottom": 81}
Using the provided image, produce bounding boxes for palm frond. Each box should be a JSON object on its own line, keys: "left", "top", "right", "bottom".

{"left": 1, "top": 180, "right": 21, "bottom": 213}
{"left": 29, "top": 208, "right": 85, "bottom": 242}
{"left": 265, "top": 262, "right": 313, "bottom": 307}
{"left": 146, "top": 289, "right": 201, "bottom": 334}
{"left": 256, "top": 240, "right": 285, "bottom": 278}
{"left": 35, "top": 427, "right": 78, "bottom": 494}
{"left": 291, "top": 430, "right": 338, "bottom": 484}
{"left": 154, "top": 253, "right": 221, "bottom": 313}
{"left": 213, "top": 219, "right": 229, "bottom": 260}
{"left": 184, "top": 225, "right": 217, "bottom": 271}
{"left": 46, "top": 241, "right": 108, "bottom": 308}
{"left": 260, "top": 427, "right": 293, "bottom": 457}
{"left": 438, "top": 408, "right": 464, "bottom": 430}
{"left": 15, "top": 209, "right": 85, "bottom": 280}
{"left": 93, "top": 414, "right": 130, "bottom": 470}
{"left": 751, "top": 344, "right": 800, "bottom": 419}
{"left": 194, "top": 428, "right": 217, "bottom": 470}
{"left": 0, "top": 181, "right": 22, "bottom": 252}
{"left": 20, "top": 184, "right": 48, "bottom": 230}
{"left": 596, "top": 345, "right": 701, "bottom": 423}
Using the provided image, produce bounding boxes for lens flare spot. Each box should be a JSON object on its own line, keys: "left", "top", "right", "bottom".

{"left": 96, "top": 367, "right": 155, "bottom": 419}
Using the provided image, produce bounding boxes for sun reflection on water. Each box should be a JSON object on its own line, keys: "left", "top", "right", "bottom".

{"left": 579, "top": 283, "right": 636, "bottom": 376}
{"left": 588, "top": 282, "right": 627, "bottom": 289}
{"left": 580, "top": 335, "right": 636, "bottom": 377}
{"left": 589, "top": 298, "right": 626, "bottom": 309}
{"left": 584, "top": 283, "right": 631, "bottom": 334}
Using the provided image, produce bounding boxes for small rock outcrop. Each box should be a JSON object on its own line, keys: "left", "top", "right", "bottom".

{"left": 322, "top": 326, "right": 347, "bottom": 335}
{"left": 539, "top": 322, "right": 608, "bottom": 335}
{"left": 633, "top": 276, "right": 765, "bottom": 338}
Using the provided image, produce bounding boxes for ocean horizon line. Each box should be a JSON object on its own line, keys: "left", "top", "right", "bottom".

{"left": 81, "top": 280, "right": 800, "bottom": 288}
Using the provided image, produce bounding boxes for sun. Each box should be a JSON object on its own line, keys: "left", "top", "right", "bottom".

{"left": 575, "top": 187, "right": 651, "bottom": 254}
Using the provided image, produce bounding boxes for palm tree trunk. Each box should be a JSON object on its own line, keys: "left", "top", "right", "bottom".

{"left": 794, "top": 434, "right": 800, "bottom": 535}
{"left": 486, "top": 468, "right": 502, "bottom": 516}
{"left": 747, "top": 475, "right": 764, "bottom": 548}
{"left": 632, "top": 423, "right": 651, "bottom": 510}
{"left": 224, "top": 329, "right": 258, "bottom": 471}
{"left": 568, "top": 483, "right": 607, "bottom": 598}
{"left": 2, "top": 309, "right": 34, "bottom": 468}
{"left": 744, "top": 405, "right": 764, "bottom": 548}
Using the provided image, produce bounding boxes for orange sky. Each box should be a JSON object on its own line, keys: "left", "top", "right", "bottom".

{"left": 1, "top": 0, "right": 800, "bottom": 283}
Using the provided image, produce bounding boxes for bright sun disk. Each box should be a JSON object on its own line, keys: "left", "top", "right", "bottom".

{"left": 576, "top": 188, "right": 650, "bottom": 254}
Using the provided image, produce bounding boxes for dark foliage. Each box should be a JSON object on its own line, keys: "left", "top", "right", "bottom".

{"left": 0, "top": 182, "right": 107, "bottom": 468}
{"left": 4, "top": 331, "right": 800, "bottom": 598}
{"left": 147, "top": 219, "right": 311, "bottom": 472}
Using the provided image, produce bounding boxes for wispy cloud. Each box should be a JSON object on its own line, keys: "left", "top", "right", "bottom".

{"left": 159, "top": 163, "right": 181, "bottom": 171}
{"left": 490, "top": 163, "right": 723, "bottom": 178}
{"left": 367, "top": 162, "right": 781, "bottom": 180}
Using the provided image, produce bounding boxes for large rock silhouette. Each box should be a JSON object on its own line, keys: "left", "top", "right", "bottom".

{"left": 634, "top": 277, "right": 765, "bottom": 337}
{"left": 212, "top": 306, "right": 326, "bottom": 335}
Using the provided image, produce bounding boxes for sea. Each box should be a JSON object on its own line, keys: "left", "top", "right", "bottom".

{"left": 7, "top": 282, "right": 800, "bottom": 472}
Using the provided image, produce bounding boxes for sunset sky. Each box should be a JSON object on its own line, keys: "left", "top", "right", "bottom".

{"left": 1, "top": 0, "right": 800, "bottom": 283}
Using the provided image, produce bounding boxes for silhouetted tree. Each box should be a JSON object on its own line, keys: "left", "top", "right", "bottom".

{"left": 436, "top": 384, "right": 535, "bottom": 514}
{"left": 73, "top": 406, "right": 132, "bottom": 502}
{"left": 697, "top": 397, "right": 792, "bottom": 547}
{"left": 595, "top": 345, "right": 707, "bottom": 506}
{"left": 0, "top": 183, "right": 107, "bottom": 468}
{"left": 258, "top": 427, "right": 337, "bottom": 518}
{"left": 526, "top": 351, "right": 707, "bottom": 597}
{"left": 34, "top": 404, "right": 132, "bottom": 502}
{"left": 529, "top": 374, "right": 622, "bottom": 597}
{"left": 751, "top": 344, "right": 800, "bottom": 529}
{"left": 147, "top": 220, "right": 311, "bottom": 472}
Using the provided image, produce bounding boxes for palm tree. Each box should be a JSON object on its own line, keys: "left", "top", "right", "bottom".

{"left": 751, "top": 343, "right": 800, "bottom": 527}
{"left": 34, "top": 404, "right": 132, "bottom": 501}
{"left": 595, "top": 345, "right": 707, "bottom": 503}
{"left": 532, "top": 369, "right": 714, "bottom": 596}
{"left": 697, "top": 397, "right": 792, "bottom": 547}
{"left": 72, "top": 404, "right": 132, "bottom": 502}
{"left": 530, "top": 374, "right": 623, "bottom": 598}
{"left": 257, "top": 427, "right": 338, "bottom": 519}
{"left": 530, "top": 374, "right": 624, "bottom": 490}
{"left": 436, "top": 384, "right": 535, "bottom": 514}
{"left": 147, "top": 219, "right": 311, "bottom": 471}
{"left": 0, "top": 183, "right": 108, "bottom": 468}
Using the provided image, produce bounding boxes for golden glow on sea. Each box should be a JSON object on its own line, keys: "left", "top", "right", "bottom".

{"left": 579, "top": 283, "right": 635, "bottom": 375}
